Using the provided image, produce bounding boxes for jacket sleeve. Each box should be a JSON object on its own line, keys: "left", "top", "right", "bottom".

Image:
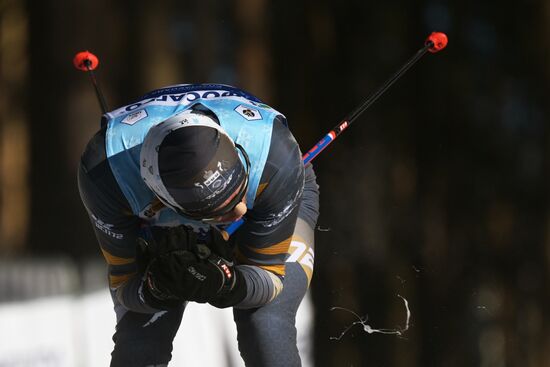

{"left": 78, "top": 128, "right": 159, "bottom": 313}
{"left": 231, "top": 117, "right": 306, "bottom": 308}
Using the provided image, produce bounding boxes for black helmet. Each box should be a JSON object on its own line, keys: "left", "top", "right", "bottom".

{"left": 140, "top": 109, "right": 249, "bottom": 220}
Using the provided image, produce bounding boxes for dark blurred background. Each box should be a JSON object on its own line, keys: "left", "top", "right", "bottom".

{"left": 1, "top": 0, "right": 549, "bottom": 366}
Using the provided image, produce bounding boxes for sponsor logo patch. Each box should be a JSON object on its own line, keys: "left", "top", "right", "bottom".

{"left": 122, "top": 109, "right": 148, "bottom": 125}
{"left": 235, "top": 105, "right": 262, "bottom": 121}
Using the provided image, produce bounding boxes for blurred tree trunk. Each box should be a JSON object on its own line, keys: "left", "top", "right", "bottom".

{"left": 235, "top": 0, "right": 270, "bottom": 100}
{"left": 25, "top": 0, "right": 117, "bottom": 258}
{"left": 0, "top": 2, "right": 30, "bottom": 255}
{"left": 541, "top": 1, "right": 550, "bottom": 365}
{"left": 27, "top": 0, "right": 76, "bottom": 256}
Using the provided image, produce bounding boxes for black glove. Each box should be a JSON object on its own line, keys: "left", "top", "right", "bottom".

{"left": 146, "top": 225, "right": 197, "bottom": 255}
{"left": 138, "top": 225, "right": 247, "bottom": 307}
{"left": 145, "top": 248, "right": 220, "bottom": 303}
{"left": 136, "top": 225, "right": 197, "bottom": 310}
{"left": 146, "top": 227, "right": 247, "bottom": 306}
{"left": 204, "top": 228, "right": 247, "bottom": 308}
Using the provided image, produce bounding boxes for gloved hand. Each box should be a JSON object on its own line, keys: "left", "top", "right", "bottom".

{"left": 204, "top": 228, "right": 247, "bottom": 308}
{"left": 146, "top": 248, "right": 224, "bottom": 303}
{"left": 140, "top": 225, "right": 246, "bottom": 307}
{"left": 136, "top": 225, "right": 197, "bottom": 309}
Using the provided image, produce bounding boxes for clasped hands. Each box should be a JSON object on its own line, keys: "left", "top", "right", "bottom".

{"left": 137, "top": 225, "right": 246, "bottom": 310}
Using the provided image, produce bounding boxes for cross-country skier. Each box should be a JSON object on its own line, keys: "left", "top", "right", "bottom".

{"left": 78, "top": 83, "right": 319, "bottom": 366}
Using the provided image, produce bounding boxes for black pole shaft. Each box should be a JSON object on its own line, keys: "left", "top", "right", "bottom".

{"left": 87, "top": 67, "right": 108, "bottom": 114}
{"left": 225, "top": 40, "right": 437, "bottom": 237}
{"left": 342, "top": 42, "right": 432, "bottom": 130}
{"left": 82, "top": 58, "right": 109, "bottom": 114}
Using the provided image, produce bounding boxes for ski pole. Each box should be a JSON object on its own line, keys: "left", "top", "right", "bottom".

{"left": 222, "top": 32, "right": 448, "bottom": 238}
{"left": 73, "top": 51, "right": 109, "bottom": 115}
